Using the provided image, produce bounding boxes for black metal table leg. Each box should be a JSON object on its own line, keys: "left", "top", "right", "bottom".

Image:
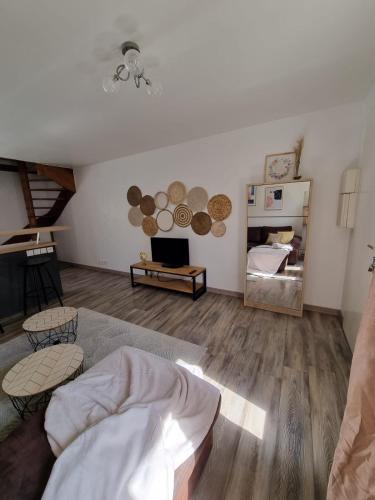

{"left": 130, "top": 267, "right": 135, "bottom": 287}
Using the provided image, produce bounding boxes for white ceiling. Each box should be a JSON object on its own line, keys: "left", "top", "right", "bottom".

{"left": 1, "top": 0, "right": 375, "bottom": 166}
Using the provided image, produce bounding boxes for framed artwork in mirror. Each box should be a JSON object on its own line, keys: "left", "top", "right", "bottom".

{"left": 264, "top": 186, "right": 283, "bottom": 210}
{"left": 264, "top": 152, "right": 296, "bottom": 183}
{"left": 248, "top": 185, "right": 257, "bottom": 206}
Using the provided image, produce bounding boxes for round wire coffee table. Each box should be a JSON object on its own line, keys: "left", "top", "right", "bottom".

{"left": 2, "top": 344, "right": 84, "bottom": 419}
{"left": 23, "top": 307, "right": 78, "bottom": 351}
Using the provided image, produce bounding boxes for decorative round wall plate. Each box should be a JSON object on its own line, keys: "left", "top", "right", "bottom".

{"left": 127, "top": 185, "right": 142, "bottom": 206}
{"left": 156, "top": 209, "right": 174, "bottom": 232}
{"left": 128, "top": 206, "right": 144, "bottom": 227}
{"left": 142, "top": 216, "right": 158, "bottom": 236}
{"left": 173, "top": 204, "right": 193, "bottom": 227}
{"left": 154, "top": 191, "right": 169, "bottom": 210}
{"left": 167, "top": 181, "right": 186, "bottom": 204}
{"left": 211, "top": 221, "right": 226, "bottom": 237}
{"left": 191, "top": 212, "right": 212, "bottom": 235}
{"left": 140, "top": 195, "right": 156, "bottom": 216}
{"left": 207, "top": 194, "right": 232, "bottom": 221}
{"left": 187, "top": 186, "right": 208, "bottom": 212}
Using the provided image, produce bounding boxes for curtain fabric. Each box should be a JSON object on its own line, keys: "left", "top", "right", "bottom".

{"left": 327, "top": 274, "right": 375, "bottom": 499}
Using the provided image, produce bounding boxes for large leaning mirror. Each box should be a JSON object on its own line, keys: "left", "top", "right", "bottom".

{"left": 244, "top": 180, "right": 312, "bottom": 317}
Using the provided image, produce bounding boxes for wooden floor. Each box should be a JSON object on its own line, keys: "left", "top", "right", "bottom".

{"left": 246, "top": 261, "right": 304, "bottom": 310}
{"left": 1, "top": 266, "right": 352, "bottom": 500}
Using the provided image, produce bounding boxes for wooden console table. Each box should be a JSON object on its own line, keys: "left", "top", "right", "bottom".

{"left": 130, "top": 261, "right": 207, "bottom": 301}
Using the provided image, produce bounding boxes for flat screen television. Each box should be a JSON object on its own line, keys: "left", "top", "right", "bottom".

{"left": 151, "top": 237, "right": 190, "bottom": 268}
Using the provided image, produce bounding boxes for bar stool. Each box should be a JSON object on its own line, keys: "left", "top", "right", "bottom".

{"left": 21, "top": 256, "right": 63, "bottom": 316}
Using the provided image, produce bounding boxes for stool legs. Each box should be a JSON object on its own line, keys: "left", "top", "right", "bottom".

{"left": 31, "top": 267, "right": 42, "bottom": 312}
{"left": 23, "top": 266, "right": 28, "bottom": 316}
{"left": 36, "top": 265, "right": 49, "bottom": 306}
{"left": 22, "top": 262, "right": 63, "bottom": 315}
{"left": 45, "top": 267, "right": 63, "bottom": 307}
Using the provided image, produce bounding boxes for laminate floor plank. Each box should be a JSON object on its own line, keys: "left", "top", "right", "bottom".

{"left": 271, "top": 367, "right": 315, "bottom": 500}
{"left": 309, "top": 366, "right": 343, "bottom": 500}
{"left": 0, "top": 266, "right": 352, "bottom": 500}
{"left": 284, "top": 315, "right": 317, "bottom": 371}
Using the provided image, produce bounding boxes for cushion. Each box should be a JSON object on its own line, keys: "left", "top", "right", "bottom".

{"left": 261, "top": 226, "right": 292, "bottom": 244}
{"left": 0, "top": 410, "right": 55, "bottom": 500}
{"left": 265, "top": 233, "right": 282, "bottom": 245}
{"left": 277, "top": 231, "right": 295, "bottom": 244}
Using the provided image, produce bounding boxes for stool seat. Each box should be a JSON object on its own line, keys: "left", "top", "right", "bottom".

{"left": 20, "top": 257, "right": 63, "bottom": 315}
{"left": 22, "top": 256, "right": 52, "bottom": 267}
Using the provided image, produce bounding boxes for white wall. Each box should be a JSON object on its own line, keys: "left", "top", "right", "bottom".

{"left": 56, "top": 102, "right": 364, "bottom": 309}
{"left": 0, "top": 172, "right": 27, "bottom": 243}
{"left": 342, "top": 90, "right": 375, "bottom": 350}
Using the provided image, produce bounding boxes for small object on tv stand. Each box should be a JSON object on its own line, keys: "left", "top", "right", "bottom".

{"left": 130, "top": 261, "right": 206, "bottom": 301}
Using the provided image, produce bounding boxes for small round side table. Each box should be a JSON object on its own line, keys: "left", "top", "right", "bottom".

{"left": 23, "top": 307, "right": 78, "bottom": 351}
{"left": 2, "top": 344, "right": 84, "bottom": 419}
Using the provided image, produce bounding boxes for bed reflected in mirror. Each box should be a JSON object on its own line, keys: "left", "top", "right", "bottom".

{"left": 244, "top": 180, "right": 312, "bottom": 317}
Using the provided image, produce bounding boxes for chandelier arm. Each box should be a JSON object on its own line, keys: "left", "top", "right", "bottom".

{"left": 115, "top": 64, "right": 130, "bottom": 82}
{"left": 140, "top": 74, "right": 151, "bottom": 85}
{"left": 134, "top": 74, "right": 141, "bottom": 88}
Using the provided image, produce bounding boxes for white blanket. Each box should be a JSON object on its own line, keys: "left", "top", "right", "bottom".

{"left": 247, "top": 245, "right": 290, "bottom": 275}
{"left": 42, "top": 346, "right": 220, "bottom": 500}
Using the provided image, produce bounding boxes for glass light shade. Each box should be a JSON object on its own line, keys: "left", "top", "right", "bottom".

{"left": 146, "top": 81, "right": 163, "bottom": 96}
{"left": 102, "top": 76, "right": 120, "bottom": 94}
{"left": 124, "top": 48, "right": 143, "bottom": 75}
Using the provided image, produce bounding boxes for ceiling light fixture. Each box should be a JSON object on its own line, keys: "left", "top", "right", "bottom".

{"left": 102, "top": 41, "right": 162, "bottom": 96}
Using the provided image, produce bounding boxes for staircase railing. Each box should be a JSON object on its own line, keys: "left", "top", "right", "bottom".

{"left": 1, "top": 161, "right": 75, "bottom": 245}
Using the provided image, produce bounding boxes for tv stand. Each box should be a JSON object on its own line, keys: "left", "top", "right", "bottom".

{"left": 130, "top": 261, "right": 207, "bottom": 301}
{"left": 161, "top": 262, "right": 182, "bottom": 269}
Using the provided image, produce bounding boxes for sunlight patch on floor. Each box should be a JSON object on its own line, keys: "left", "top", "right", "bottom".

{"left": 204, "top": 376, "right": 266, "bottom": 440}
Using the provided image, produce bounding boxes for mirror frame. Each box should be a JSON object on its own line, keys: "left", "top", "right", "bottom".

{"left": 244, "top": 179, "right": 313, "bottom": 317}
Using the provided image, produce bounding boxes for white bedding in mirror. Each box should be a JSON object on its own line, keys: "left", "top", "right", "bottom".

{"left": 247, "top": 245, "right": 290, "bottom": 275}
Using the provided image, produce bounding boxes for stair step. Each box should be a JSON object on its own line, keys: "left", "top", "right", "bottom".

{"left": 28, "top": 178, "right": 57, "bottom": 182}
{"left": 30, "top": 188, "right": 63, "bottom": 191}
{"left": 31, "top": 198, "right": 58, "bottom": 201}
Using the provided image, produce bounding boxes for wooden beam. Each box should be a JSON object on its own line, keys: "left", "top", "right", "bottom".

{"left": 0, "top": 165, "right": 19, "bottom": 173}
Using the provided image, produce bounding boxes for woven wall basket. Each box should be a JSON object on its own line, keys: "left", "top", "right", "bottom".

{"left": 191, "top": 212, "right": 212, "bottom": 235}
{"left": 187, "top": 186, "right": 208, "bottom": 212}
{"left": 167, "top": 181, "right": 186, "bottom": 204}
{"left": 211, "top": 220, "right": 226, "bottom": 237}
{"left": 128, "top": 206, "right": 144, "bottom": 227}
{"left": 142, "top": 216, "right": 158, "bottom": 236}
{"left": 156, "top": 209, "right": 174, "bottom": 232}
{"left": 154, "top": 191, "right": 169, "bottom": 210}
{"left": 127, "top": 185, "right": 142, "bottom": 206}
{"left": 173, "top": 204, "right": 193, "bottom": 228}
{"left": 207, "top": 194, "right": 232, "bottom": 221}
{"left": 140, "top": 195, "right": 156, "bottom": 216}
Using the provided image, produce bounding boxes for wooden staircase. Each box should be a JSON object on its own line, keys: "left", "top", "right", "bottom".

{"left": 1, "top": 160, "right": 76, "bottom": 245}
